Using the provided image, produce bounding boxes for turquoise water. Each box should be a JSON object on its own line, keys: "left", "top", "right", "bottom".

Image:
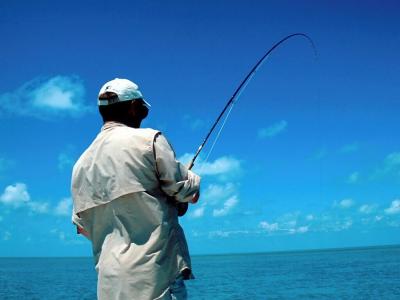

{"left": 0, "top": 245, "right": 399, "bottom": 299}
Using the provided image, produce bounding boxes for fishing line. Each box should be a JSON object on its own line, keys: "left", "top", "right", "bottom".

{"left": 188, "top": 33, "right": 317, "bottom": 171}
{"left": 177, "top": 33, "right": 318, "bottom": 216}
{"left": 201, "top": 102, "right": 235, "bottom": 170}
{"left": 199, "top": 60, "right": 262, "bottom": 169}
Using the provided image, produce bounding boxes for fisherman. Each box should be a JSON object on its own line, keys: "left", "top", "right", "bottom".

{"left": 71, "top": 78, "right": 201, "bottom": 300}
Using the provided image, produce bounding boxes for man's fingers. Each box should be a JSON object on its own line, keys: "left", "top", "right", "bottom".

{"left": 191, "top": 192, "right": 200, "bottom": 204}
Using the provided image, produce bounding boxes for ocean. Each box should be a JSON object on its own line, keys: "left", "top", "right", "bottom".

{"left": 0, "top": 245, "right": 399, "bottom": 299}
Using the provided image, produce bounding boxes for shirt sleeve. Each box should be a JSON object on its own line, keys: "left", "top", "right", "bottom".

{"left": 153, "top": 132, "right": 201, "bottom": 203}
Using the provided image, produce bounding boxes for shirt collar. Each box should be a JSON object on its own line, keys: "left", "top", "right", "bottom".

{"left": 101, "top": 121, "right": 128, "bottom": 131}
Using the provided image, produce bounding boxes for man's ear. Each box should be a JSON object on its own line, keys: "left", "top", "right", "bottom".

{"left": 132, "top": 101, "right": 149, "bottom": 120}
{"left": 130, "top": 100, "right": 149, "bottom": 120}
{"left": 139, "top": 104, "right": 149, "bottom": 119}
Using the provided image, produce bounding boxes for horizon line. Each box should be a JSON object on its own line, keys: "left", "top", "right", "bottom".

{"left": 1, "top": 243, "right": 399, "bottom": 259}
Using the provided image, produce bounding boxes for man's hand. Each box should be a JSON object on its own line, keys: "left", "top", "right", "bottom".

{"left": 77, "top": 225, "right": 90, "bottom": 240}
{"left": 191, "top": 191, "right": 200, "bottom": 204}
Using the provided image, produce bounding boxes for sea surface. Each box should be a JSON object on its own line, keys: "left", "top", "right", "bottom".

{"left": 0, "top": 245, "right": 399, "bottom": 299}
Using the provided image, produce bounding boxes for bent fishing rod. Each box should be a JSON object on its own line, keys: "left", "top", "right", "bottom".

{"left": 177, "top": 33, "right": 317, "bottom": 216}
{"left": 188, "top": 33, "right": 317, "bottom": 170}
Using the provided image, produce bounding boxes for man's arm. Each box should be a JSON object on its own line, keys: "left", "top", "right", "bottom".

{"left": 153, "top": 132, "right": 201, "bottom": 203}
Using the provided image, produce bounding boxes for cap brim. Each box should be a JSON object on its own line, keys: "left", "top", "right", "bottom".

{"left": 142, "top": 98, "right": 151, "bottom": 108}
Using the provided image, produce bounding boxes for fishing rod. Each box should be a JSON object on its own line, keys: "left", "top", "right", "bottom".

{"left": 188, "top": 33, "right": 316, "bottom": 169}
{"left": 177, "top": 33, "right": 317, "bottom": 216}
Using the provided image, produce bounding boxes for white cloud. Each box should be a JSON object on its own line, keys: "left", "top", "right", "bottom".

{"left": 28, "top": 201, "right": 50, "bottom": 214}
{"left": 343, "top": 219, "right": 353, "bottom": 229}
{"left": 183, "top": 114, "right": 205, "bottom": 131}
{"left": 177, "top": 154, "right": 242, "bottom": 218}
{"left": 208, "top": 230, "right": 249, "bottom": 238}
{"left": 0, "top": 184, "right": 73, "bottom": 217}
{"left": 277, "top": 212, "right": 300, "bottom": 227}
{"left": 197, "top": 156, "right": 241, "bottom": 178}
{"left": 258, "top": 120, "right": 287, "bottom": 138}
{"left": 0, "top": 183, "right": 52, "bottom": 214}
{"left": 322, "top": 219, "right": 353, "bottom": 232}
{"left": 0, "top": 75, "right": 91, "bottom": 119}
{"left": 0, "top": 183, "right": 30, "bottom": 207}
{"left": 296, "top": 226, "right": 309, "bottom": 233}
{"left": 259, "top": 221, "right": 279, "bottom": 232}
{"left": 203, "top": 183, "right": 236, "bottom": 204}
{"left": 177, "top": 153, "right": 194, "bottom": 166}
{"left": 306, "top": 214, "right": 314, "bottom": 221}
{"left": 385, "top": 199, "right": 400, "bottom": 215}
{"left": 384, "top": 152, "right": 400, "bottom": 168}
{"left": 383, "top": 152, "right": 400, "bottom": 174}
{"left": 255, "top": 199, "right": 400, "bottom": 235}
{"left": 191, "top": 206, "right": 205, "bottom": 218}
{"left": 178, "top": 154, "right": 242, "bottom": 180}
{"left": 213, "top": 195, "right": 239, "bottom": 217}
{"left": 339, "top": 142, "right": 359, "bottom": 154}
{"left": 373, "top": 152, "right": 400, "bottom": 179}
{"left": 347, "top": 172, "right": 359, "bottom": 184}
{"left": 191, "top": 230, "right": 201, "bottom": 237}
{"left": 359, "top": 204, "right": 376, "bottom": 214}
{"left": 259, "top": 212, "right": 312, "bottom": 235}
{"left": 289, "top": 226, "right": 309, "bottom": 234}
{"left": 188, "top": 182, "right": 239, "bottom": 218}
{"left": 54, "top": 197, "right": 72, "bottom": 216}
{"left": 311, "top": 147, "right": 327, "bottom": 160}
{"left": 58, "top": 153, "right": 75, "bottom": 171}
{"left": 58, "top": 146, "right": 77, "bottom": 171}
{"left": 335, "top": 198, "right": 354, "bottom": 209}
{"left": 50, "top": 228, "right": 67, "bottom": 241}
{"left": 388, "top": 220, "right": 400, "bottom": 228}
{"left": 3, "top": 231, "right": 12, "bottom": 241}
{"left": 59, "top": 231, "right": 66, "bottom": 240}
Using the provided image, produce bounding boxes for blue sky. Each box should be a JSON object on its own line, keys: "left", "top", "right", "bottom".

{"left": 0, "top": 1, "right": 399, "bottom": 256}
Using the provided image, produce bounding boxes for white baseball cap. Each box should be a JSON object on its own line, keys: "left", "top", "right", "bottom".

{"left": 98, "top": 78, "right": 151, "bottom": 108}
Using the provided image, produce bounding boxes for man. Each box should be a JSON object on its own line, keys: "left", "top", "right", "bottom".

{"left": 71, "top": 78, "right": 201, "bottom": 300}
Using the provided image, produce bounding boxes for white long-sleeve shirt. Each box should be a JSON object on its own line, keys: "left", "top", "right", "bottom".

{"left": 71, "top": 121, "right": 200, "bottom": 300}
